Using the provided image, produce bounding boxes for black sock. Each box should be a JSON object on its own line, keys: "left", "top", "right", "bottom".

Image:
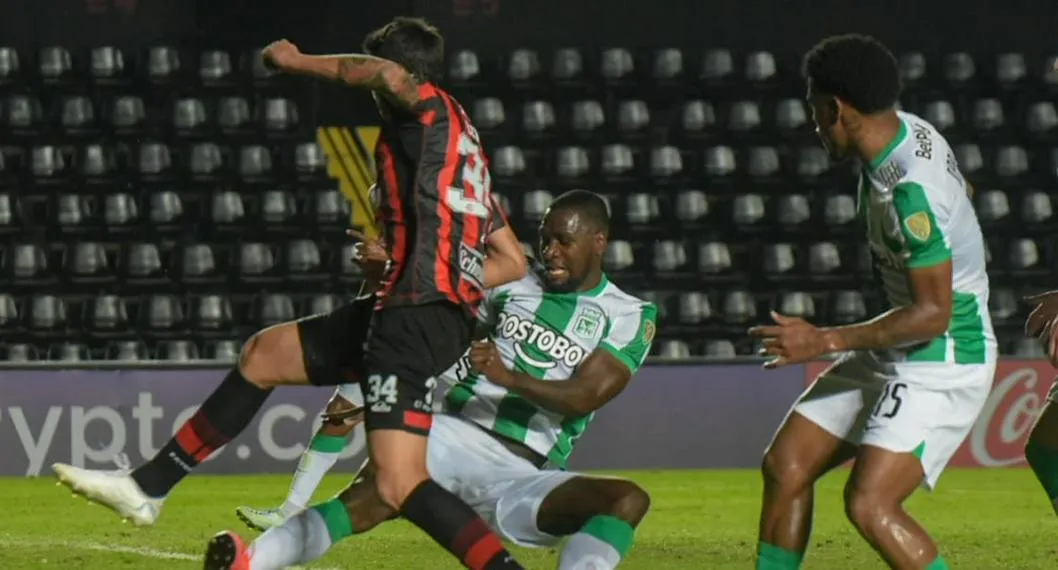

{"left": 130, "top": 368, "right": 272, "bottom": 498}
{"left": 400, "top": 479, "right": 522, "bottom": 570}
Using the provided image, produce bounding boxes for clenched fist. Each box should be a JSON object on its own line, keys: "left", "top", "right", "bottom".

{"left": 261, "top": 39, "right": 301, "bottom": 71}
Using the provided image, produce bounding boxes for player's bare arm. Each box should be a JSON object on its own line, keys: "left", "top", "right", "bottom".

{"left": 469, "top": 342, "right": 631, "bottom": 417}
{"left": 1025, "top": 290, "right": 1058, "bottom": 366}
{"left": 751, "top": 260, "right": 952, "bottom": 368}
{"left": 261, "top": 39, "right": 420, "bottom": 111}
{"left": 483, "top": 225, "right": 528, "bottom": 288}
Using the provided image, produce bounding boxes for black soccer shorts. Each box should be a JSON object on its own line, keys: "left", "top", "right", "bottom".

{"left": 360, "top": 301, "right": 473, "bottom": 436}
{"left": 296, "top": 297, "right": 375, "bottom": 387}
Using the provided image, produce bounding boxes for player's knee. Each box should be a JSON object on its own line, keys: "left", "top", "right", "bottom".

{"left": 761, "top": 448, "right": 811, "bottom": 491}
{"left": 336, "top": 475, "right": 397, "bottom": 533}
{"left": 607, "top": 481, "right": 651, "bottom": 527}
{"left": 842, "top": 486, "right": 889, "bottom": 530}
{"left": 238, "top": 323, "right": 304, "bottom": 387}
{"left": 372, "top": 466, "right": 429, "bottom": 511}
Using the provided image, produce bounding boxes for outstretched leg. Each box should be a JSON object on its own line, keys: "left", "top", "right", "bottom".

{"left": 1026, "top": 391, "right": 1058, "bottom": 516}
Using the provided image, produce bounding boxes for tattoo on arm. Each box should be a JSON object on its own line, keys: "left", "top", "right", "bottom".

{"left": 336, "top": 56, "right": 420, "bottom": 110}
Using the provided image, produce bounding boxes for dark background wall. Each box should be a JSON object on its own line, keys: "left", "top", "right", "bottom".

{"left": 0, "top": 0, "right": 1051, "bottom": 124}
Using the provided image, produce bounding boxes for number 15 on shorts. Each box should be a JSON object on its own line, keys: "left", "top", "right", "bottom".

{"left": 872, "top": 382, "right": 907, "bottom": 419}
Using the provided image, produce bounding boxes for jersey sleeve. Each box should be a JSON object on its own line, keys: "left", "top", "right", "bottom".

{"left": 599, "top": 302, "right": 658, "bottom": 374}
{"left": 892, "top": 181, "right": 952, "bottom": 269}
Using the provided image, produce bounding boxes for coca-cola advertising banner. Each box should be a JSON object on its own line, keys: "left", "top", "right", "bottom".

{"left": 0, "top": 360, "right": 1052, "bottom": 476}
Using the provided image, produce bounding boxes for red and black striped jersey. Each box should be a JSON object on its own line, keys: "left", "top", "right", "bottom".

{"left": 373, "top": 82, "right": 502, "bottom": 318}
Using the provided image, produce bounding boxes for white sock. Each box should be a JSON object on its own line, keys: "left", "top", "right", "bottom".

{"left": 558, "top": 515, "right": 634, "bottom": 570}
{"left": 249, "top": 502, "right": 347, "bottom": 570}
{"left": 279, "top": 432, "right": 347, "bottom": 516}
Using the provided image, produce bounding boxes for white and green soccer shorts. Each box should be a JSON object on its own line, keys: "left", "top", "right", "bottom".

{"left": 426, "top": 413, "right": 578, "bottom": 547}
{"left": 791, "top": 351, "right": 995, "bottom": 489}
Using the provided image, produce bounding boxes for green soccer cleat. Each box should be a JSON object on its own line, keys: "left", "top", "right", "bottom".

{"left": 234, "top": 506, "right": 286, "bottom": 532}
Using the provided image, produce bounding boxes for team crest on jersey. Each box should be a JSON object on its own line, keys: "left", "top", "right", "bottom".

{"left": 572, "top": 307, "right": 604, "bottom": 339}
{"left": 643, "top": 320, "right": 656, "bottom": 344}
{"left": 497, "top": 312, "right": 587, "bottom": 369}
{"left": 903, "top": 211, "right": 931, "bottom": 242}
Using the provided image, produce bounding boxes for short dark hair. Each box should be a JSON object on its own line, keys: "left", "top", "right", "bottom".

{"left": 363, "top": 17, "right": 445, "bottom": 83}
{"left": 549, "top": 190, "right": 610, "bottom": 234}
{"left": 802, "top": 34, "right": 901, "bottom": 114}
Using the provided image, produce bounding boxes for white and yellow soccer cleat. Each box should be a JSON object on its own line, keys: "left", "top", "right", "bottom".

{"left": 52, "top": 463, "right": 164, "bottom": 527}
{"left": 234, "top": 506, "right": 287, "bottom": 532}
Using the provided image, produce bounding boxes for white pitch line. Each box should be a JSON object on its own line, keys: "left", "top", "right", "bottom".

{"left": 0, "top": 534, "right": 342, "bottom": 570}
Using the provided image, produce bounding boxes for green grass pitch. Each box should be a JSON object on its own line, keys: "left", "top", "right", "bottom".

{"left": 0, "top": 468, "right": 1054, "bottom": 568}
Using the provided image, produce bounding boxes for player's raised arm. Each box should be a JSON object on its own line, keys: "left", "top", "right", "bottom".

{"left": 262, "top": 40, "right": 421, "bottom": 111}
{"left": 471, "top": 304, "right": 657, "bottom": 417}
{"left": 483, "top": 194, "right": 528, "bottom": 288}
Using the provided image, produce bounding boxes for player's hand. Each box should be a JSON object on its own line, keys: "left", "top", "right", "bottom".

{"left": 469, "top": 340, "right": 513, "bottom": 386}
{"left": 1025, "top": 290, "right": 1058, "bottom": 366}
{"left": 347, "top": 229, "right": 392, "bottom": 283}
{"left": 748, "top": 311, "right": 829, "bottom": 369}
{"left": 261, "top": 39, "right": 301, "bottom": 71}
{"left": 320, "top": 405, "right": 365, "bottom": 427}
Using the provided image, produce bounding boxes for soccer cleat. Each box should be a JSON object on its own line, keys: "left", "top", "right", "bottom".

{"left": 235, "top": 506, "right": 286, "bottom": 531}
{"left": 203, "top": 531, "right": 250, "bottom": 570}
{"left": 51, "top": 463, "right": 163, "bottom": 526}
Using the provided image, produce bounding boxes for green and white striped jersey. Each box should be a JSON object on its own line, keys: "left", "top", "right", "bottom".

{"left": 858, "top": 110, "right": 996, "bottom": 364}
{"left": 442, "top": 270, "right": 657, "bottom": 468}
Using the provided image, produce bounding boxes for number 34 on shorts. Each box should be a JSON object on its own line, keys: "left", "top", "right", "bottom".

{"left": 363, "top": 373, "right": 438, "bottom": 414}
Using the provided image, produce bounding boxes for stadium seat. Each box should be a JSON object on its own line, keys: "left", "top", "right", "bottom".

{"left": 995, "top": 53, "right": 1027, "bottom": 85}
{"left": 262, "top": 98, "right": 299, "bottom": 131}
{"left": 508, "top": 49, "right": 541, "bottom": 83}
{"left": 305, "top": 294, "right": 341, "bottom": 316}
{"left": 285, "top": 239, "right": 323, "bottom": 278}
{"left": 796, "top": 147, "right": 831, "bottom": 178}
{"left": 238, "top": 145, "right": 273, "bottom": 180}
{"left": 0, "top": 293, "right": 17, "bottom": 331}
{"left": 675, "top": 190, "right": 709, "bottom": 223}
{"left": 1021, "top": 190, "right": 1053, "bottom": 223}
{"left": 698, "top": 242, "right": 732, "bottom": 275}
{"left": 2, "top": 344, "right": 38, "bottom": 362}
{"left": 189, "top": 142, "right": 225, "bottom": 180}
{"left": 138, "top": 143, "right": 174, "bottom": 180}
{"left": 143, "top": 294, "right": 184, "bottom": 332}
{"left": 977, "top": 189, "right": 1011, "bottom": 223}
{"left": 313, "top": 189, "right": 351, "bottom": 226}
{"left": 523, "top": 101, "right": 556, "bottom": 134}
{"left": 601, "top": 144, "right": 634, "bottom": 177}
{"left": 972, "top": 98, "right": 1005, "bottom": 132}
{"left": 27, "top": 295, "right": 67, "bottom": 331}
{"left": 1027, "top": 102, "right": 1058, "bottom": 135}
{"left": 174, "top": 98, "right": 209, "bottom": 134}
{"left": 831, "top": 291, "right": 868, "bottom": 324}
{"left": 65, "top": 242, "right": 113, "bottom": 282}
{"left": 471, "top": 98, "right": 505, "bottom": 129}
{"left": 603, "top": 240, "right": 635, "bottom": 272}
{"left": 704, "top": 146, "right": 736, "bottom": 177}
{"left": 107, "top": 340, "right": 149, "bottom": 361}
{"left": 995, "top": 146, "right": 1028, "bottom": 178}
{"left": 775, "top": 99, "right": 808, "bottom": 131}
{"left": 729, "top": 101, "right": 762, "bottom": 132}
{"left": 449, "top": 50, "right": 481, "bottom": 82}
{"left": 338, "top": 243, "right": 365, "bottom": 281}
{"left": 626, "top": 193, "right": 660, "bottom": 224}
{"left": 112, "top": 96, "right": 147, "bottom": 133}
{"left": 556, "top": 146, "right": 590, "bottom": 179}
{"left": 722, "top": 290, "right": 756, "bottom": 324}
{"left": 0, "top": 47, "right": 22, "bottom": 84}
{"left": 747, "top": 147, "right": 780, "bottom": 178}
{"left": 89, "top": 46, "right": 126, "bottom": 83}
{"left": 157, "top": 340, "right": 200, "bottom": 361}
{"left": 677, "top": 292, "right": 711, "bottom": 324}
{"left": 6, "top": 244, "right": 50, "bottom": 282}
{"left": 571, "top": 100, "right": 605, "bottom": 133}
{"left": 745, "top": 51, "right": 777, "bottom": 82}
{"left": 657, "top": 340, "right": 691, "bottom": 359}
{"left": 255, "top": 293, "right": 295, "bottom": 326}
{"left": 5, "top": 94, "right": 42, "bottom": 133}
{"left": 779, "top": 292, "right": 816, "bottom": 319}
{"left": 193, "top": 294, "right": 233, "bottom": 330}
{"left": 294, "top": 142, "right": 327, "bottom": 178}
{"left": 681, "top": 100, "right": 717, "bottom": 134}
{"left": 205, "top": 339, "right": 240, "bottom": 362}
{"left": 124, "top": 243, "right": 164, "bottom": 283}
{"left": 701, "top": 49, "right": 734, "bottom": 82}
{"left": 944, "top": 52, "right": 976, "bottom": 83}
{"left": 38, "top": 46, "right": 74, "bottom": 82}
{"left": 923, "top": 101, "right": 956, "bottom": 132}
{"left": 777, "top": 194, "right": 811, "bottom": 227}
{"left": 87, "top": 294, "right": 129, "bottom": 332}
{"left": 103, "top": 192, "right": 139, "bottom": 228}
{"left": 148, "top": 190, "right": 185, "bottom": 225}
{"left": 552, "top": 49, "right": 583, "bottom": 81}
{"left": 898, "top": 52, "right": 927, "bottom": 84}
{"left": 1011, "top": 337, "right": 1047, "bottom": 358}
{"left": 652, "top": 48, "right": 683, "bottom": 81}
{"left": 200, "top": 50, "right": 234, "bottom": 84}
{"left": 702, "top": 340, "right": 736, "bottom": 358}
{"left": 652, "top": 241, "right": 687, "bottom": 272}
{"left": 0, "top": 194, "right": 19, "bottom": 233}
{"left": 81, "top": 145, "right": 117, "bottom": 182}
{"left": 62, "top": 96, "right": 97, "bottom": 134}
{"left": 49, "top": 343, "right": 89, "bottom": 362}
{"left": 181, "top": 244, "right": 219, "bottom": 282}
{"left": 219, "top": 97, "right": 253, "bottom": 132}
{"left": 808, "top": 242, "right": 843, "bottom": 275}
{"left": 145, "top": 46, "right": 181, "bottom": 82}
{"left": 237, "top": 243, "right": 276, "bottom": 279}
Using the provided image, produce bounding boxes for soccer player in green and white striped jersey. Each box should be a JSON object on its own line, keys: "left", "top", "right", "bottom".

{"left": 214, "top": 190, "right": 658, "bottom": 570}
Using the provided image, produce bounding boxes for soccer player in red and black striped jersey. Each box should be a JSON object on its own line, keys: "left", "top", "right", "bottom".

{"left": 51, "top": 17, "right": 529, "bottom": 570}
